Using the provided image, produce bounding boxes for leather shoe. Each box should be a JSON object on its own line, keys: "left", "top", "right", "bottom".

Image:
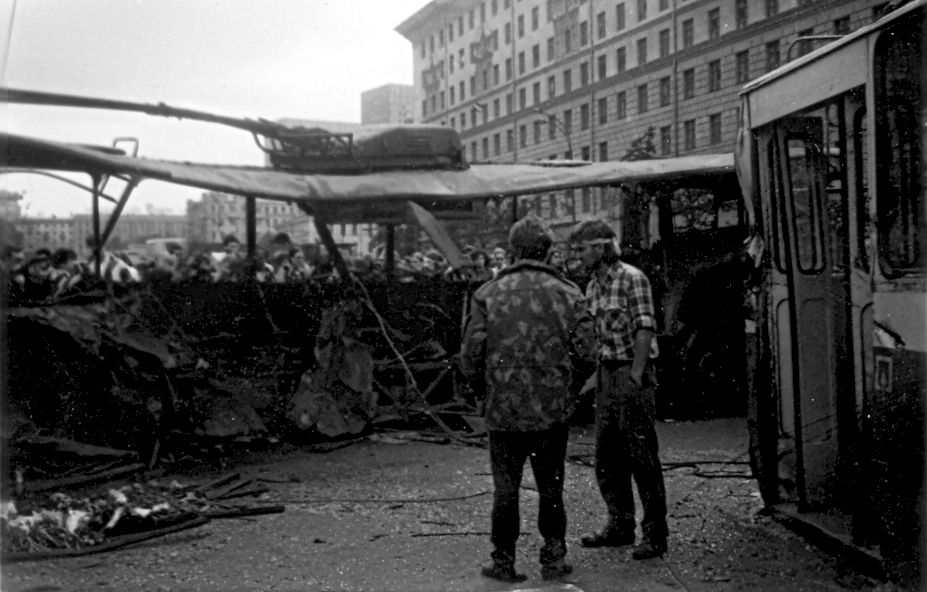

{"left": 580, "top": 528, "right": 635, "bottom": 548}
{"left": 481, "top": 562, "right": 527, "bottom": 583}
{"left": 541, "top": 560, "right": 574, "bottom": 580}
{"left": 631, "top": 539, "right": 667, "bottom": 560}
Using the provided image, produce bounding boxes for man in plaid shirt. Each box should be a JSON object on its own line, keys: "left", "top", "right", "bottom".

{"left": 570, "top": 219, "right": 668, "bottom": 560}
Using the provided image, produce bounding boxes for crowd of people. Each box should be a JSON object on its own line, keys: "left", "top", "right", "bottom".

{"left": 1, "top": 231, "right": 579, "bottom": 306}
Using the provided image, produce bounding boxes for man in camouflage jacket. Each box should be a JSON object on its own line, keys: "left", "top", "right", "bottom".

{"left": 460, "top": 215, "right": 595, "bottom": 582}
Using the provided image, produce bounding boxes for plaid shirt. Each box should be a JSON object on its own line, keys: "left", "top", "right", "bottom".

{"left": 585, "top": 260, "right": 659, "bottom": 361}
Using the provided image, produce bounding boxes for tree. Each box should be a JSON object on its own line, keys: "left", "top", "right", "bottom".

{"left": 621, "top": 126, "right": 657, "bottom": 161}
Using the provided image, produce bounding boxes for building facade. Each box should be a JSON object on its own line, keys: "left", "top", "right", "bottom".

{"left": 186, "top": 192, "right": 375, "bottom": 257}
{"left": 397, "top": 0, "right": 888, "bottom": 228}
{"left": 361, "top": 83, "right": 417, "bottom": 124}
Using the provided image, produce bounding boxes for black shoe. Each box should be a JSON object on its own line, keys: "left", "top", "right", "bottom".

{"left": 541, "top": 560, "right": 574, "bottom": 580}
{"left": 481, "top": 562, "right": 527, "bottom": 583}
{"left": 631, "top": 539, "right": 667, "bottom": 560}
{"left": 580, "top": 528, "right": 635, "bottom": 548}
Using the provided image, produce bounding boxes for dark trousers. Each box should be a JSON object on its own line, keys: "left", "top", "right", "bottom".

{"left": 594, "top": 362, "right": 668, "bottom": 543}
{"left": 489, "top": 426, "right": 569, "bottom": 564}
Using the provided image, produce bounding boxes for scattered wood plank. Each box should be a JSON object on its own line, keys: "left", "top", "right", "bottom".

{"left": 27, "top": 463, "right": 147, "bottom": 493}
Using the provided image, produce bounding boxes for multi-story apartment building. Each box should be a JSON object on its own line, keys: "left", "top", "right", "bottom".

{"left": 17, "top": 217, "right": 75, "bottom": 252}
{"left": 186, "top": 192, "right": 375, "bottom": 257}
{"left": 361, "top": 83, "right": 417, "bottom": 124}
{"left": 397, "top": 0, "right": 887, "bottom": 229}
{"left": 72, "top": 214, "right": 187, "bottom": 255}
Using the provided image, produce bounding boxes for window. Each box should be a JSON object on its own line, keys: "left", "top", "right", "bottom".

{"left": 547, "top": 37, "right": 555, "bottom": 61}
{"left": 708, "top": 60, "right": 721, "bottom": 92}
{"left": 563, "top": 69, "right": 572, "bottom": 92}
{"left": 659, "top": 0, "right": 668, "bottom": 9}
{"left": 532, "top": 7, "right": 540, "bottom": 30}
{"left": 532, "top": 81, "right": 541, "bottom": 104}
{"left": 491, "top": 0, "right": 497, "bottom": 16}
{"left": 682, "top": 19, "right": 694, "bottom": 48}
{"left": 735, "top": 50, "right": 750, "bottom": 83}
{"left": 709, "top": 113, "right": 722, "bottom": 144}
{"left": 505, "top": 57, "right": 513, "bottom": 80}
{"left": 519, "top": 124, "right": 527, "bottom": 148}
{"left": 616, "top": 3, "right": 626, "bottom": 31}
{"left": 533, "top": 120, "right": 542, "bottom": 144}
{"left": 469, "top": 9, "right": 475, "bottom": 29}
{"left": 493, "top": 98, "right": 501, "bottom": 118}
{"left": 450, "top": 86, "right": 455, "bottom": 105}
{"left": 796, "top": 28, "right": 815, "bottom": 57}
{"left": 547, "top": 75, "right": 556, "bottom": 98}
{"left": 448, "top": 24, "right": 454, "bottom": 42}
{"left": 449, "top": 55, "right": 455, "bottom": 74}
{"left": 659, "top": 29, "right": 670, "bottom": 58}
{"left": 599, "top": 141, "right": 609, "bottom": 161}
{"left": 581, "top": 146, "right": 591, "bottom": 161}
{"left": 597, "top": 11, "right": 607, "bottom": 39}
{"left": 450, "top": 116, "right": 456, "bottom": 128}
{"left": 532, "top": 44, "right": 541, "bottom": 68}
{"left": 617, "top": 91, "right": 627, "bottom": 119}
{"left": 518, "top": 14, "right": 525, "bottom": 38}
{"left": 494, "top": 64, "right": 501, "bottom": 85}
{"left": 519, "top": 88, "right": 527, "bottom": 110}
{"left": 637, "top": 0, "right": 647, "bottom": 21}
{"left": 580, "top": 21, "right": 589, "bottom": 46}
{"left": 548, "top": 115, "right": 557, "bottom": 139}
{"left": 616, "top": 47, "right": 627, "bottom": 72}
{"left": 493, "top": 133, "right": 501, "bottom": 156}
{"left": 439, "top": 90, "right": 445, "bottom": 110}
{"left": 660, "top": 125, "right": 672, "bottom": 155}
{"left": 429, "top": 35, "right": 434, "bottom": 54}
{"left": 876, "top": 21, "right": 923, "bottom": 272}
{"left": 580, "top": 103, "right": 590, "bottom": 130}
{"left": 637, "top": 38, "right": 648, "bottom": 66}
{"left": 506, "top": 93, "right": 513, "bottom": 114}
{"left": 469, "top": 76, "right": 475, "bottom": 96}
{"left": 565, "top": 28, "right": 572, "bottom": 53}
{"left": 439, "top": 30, "right": 444, "bottom": 47}
{"left": 684, "top": 119, "right": 696, "bottom": 150}
{"left": 518, "top": 51, "right": 526, "bottom": 74}
{"left": 563, "top": 109, "right": 572, "bottom": 134}
{"left": 460, "top": 110, "right": 466, "bottom": 127}
{"left": 735, "top": 0, "right": 748, "bottom": 28}
{"left": 765, "top": 0, "right": 779, "bottom": 18}
{"left": 505, "top": 22, "right": 512, "bottom": 44}
{"left": 506, "top": 129, "right": 514, "bottom": 151}
{"left": 420, "top": 42, "right": 426, "bottom": 59}
{"left": 682, "top": 68, "right": 695, "bottom": 99}
{"left": 708, "top": 8, "right": 720, "bottom": 40}
{"left": 459, "top": 17, "right": 464, "bottom": 36}
{"left": 480, "top": 2, "right": 485, "bottom": 22}
{"left": 765, "top": 40, "right": 780, "bottom": 72}
{"left": 659, "top": 76, "right": 670, "bottom": 107}
{"left": 461, "top": 48, "right": 466, "bottom": 67}
{"left": 598, "top": 54, "right": 607, "bottom": 80}
{"left": 482, "top": 137, "right": 489, "bottom": 159}
{"left": 580, "top": 61, "right": 589, "bottom": 86}
{"left": 470, "top": 142, "right": 477, "bottom": 161}
{"left": 833, "top": 16, "right": 850, "bottom": 35}
{"left": 598, "top": 96, "right": 608, "bottom": 124}
{"left": 637, "top": 83, "right": 648, "bottom": 113}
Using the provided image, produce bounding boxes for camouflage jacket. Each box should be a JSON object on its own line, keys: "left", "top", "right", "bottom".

{"left": 459, "top": 260, "right": 596, "bottom": 431}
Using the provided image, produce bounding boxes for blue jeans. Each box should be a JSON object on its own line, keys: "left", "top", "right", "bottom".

{"left": 488, "top": 426, "right": 569, "bottom": 564}
{"left": 594, "top": 361, "right": 668, "bottom": 543}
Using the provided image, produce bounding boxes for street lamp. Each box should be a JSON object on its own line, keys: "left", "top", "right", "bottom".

{"left": 532, "top": 107, "right": 574, "bottom": 156}
{"left": 531, "top": 107, "right": 576, "bottom": 224}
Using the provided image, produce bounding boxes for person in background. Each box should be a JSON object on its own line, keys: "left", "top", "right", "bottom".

{"left": 469, "top": 250, "right": 494, "bottom": 283}
{"left": 216, "top": 235, "right": 245, "bottom": 281}
{"left": 287, "top": 248, "right": 315, "bottom": 281}
{"left": 491, "top": 246, "right": 508, "bottom": 277}
{"left": 570, "top": 219, "right": 668, "bottom": 560}
{"left": 21, "top": 249, "right": 55, "bottom": 301}
{"left": 84, "top": 237, "right": 141, "bottom": 283}
{"left": 546, "top": 247, "right": 566, "bottom": 275}
{"left": 460, "top": 215, "right": 596, "bottom": 583}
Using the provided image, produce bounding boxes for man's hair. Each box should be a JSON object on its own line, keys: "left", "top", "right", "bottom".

{"left": 569, "top": 219, "right": 621, "bottom": 264}
{"left": 508, "top": 215, "right": 553, "bottom": 262}
{"left": 222, "top": 234, "right": 240, "bottom": 246}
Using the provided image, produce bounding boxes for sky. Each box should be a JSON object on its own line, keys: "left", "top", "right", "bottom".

{"left": 1, "top": 0, "right": 431, "bottom": 217}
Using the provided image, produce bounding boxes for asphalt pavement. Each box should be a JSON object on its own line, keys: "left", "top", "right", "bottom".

{"left": 2, "top": 418, "right": 881, "bottom": 592}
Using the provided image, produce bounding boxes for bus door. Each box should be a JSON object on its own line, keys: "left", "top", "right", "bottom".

{"left": 765, "top": 107, "right": 855, "bottom": 508}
